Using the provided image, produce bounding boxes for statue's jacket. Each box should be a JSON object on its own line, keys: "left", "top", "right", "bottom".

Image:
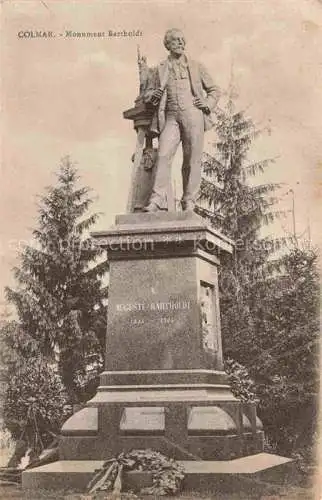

{"left": 143, "top": 56, "right": 220, "bottom": 135}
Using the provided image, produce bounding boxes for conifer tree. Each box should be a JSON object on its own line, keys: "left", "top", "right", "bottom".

{"left": 197, "top": 94, "right": 319, "bottom": 455}
{"left": 6, "top": 157, "right": 108, "bottom": 404}
{"left": 197, "top": 95, "right": 281, "bottom": 363}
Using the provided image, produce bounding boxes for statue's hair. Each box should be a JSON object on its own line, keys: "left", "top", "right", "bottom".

{"left": 163, "top": 28, "right": 185, "bottom": 50}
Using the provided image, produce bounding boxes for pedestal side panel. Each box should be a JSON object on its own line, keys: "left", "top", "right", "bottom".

{"left": 105, "top": 256, "right": 201, "bottom": 370}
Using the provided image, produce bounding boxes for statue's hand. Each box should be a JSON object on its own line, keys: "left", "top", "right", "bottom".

{"left": 151, "top": 88, "right": 164, "bottom": 105}
{"left": 193, "top": 97, "right": 210, "bottom": 114}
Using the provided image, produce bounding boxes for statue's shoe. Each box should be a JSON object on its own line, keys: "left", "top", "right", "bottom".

{"left": 142, "top": 202, "right": 161, "bottom": 212}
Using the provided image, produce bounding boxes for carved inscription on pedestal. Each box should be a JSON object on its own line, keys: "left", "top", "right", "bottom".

{"left": 115, "top": 299, "right": 191, "bottom": 326}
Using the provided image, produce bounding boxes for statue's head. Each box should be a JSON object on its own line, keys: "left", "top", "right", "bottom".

{"left": 163, "top": 28, "right": 186, "bottom": 56}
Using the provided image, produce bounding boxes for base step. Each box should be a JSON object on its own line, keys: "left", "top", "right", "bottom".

{"left": 22, "top": 453, "right": 295, "bottom": 493}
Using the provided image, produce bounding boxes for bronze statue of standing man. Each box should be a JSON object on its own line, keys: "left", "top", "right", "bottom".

{"left": 143, "top": 28, "right": 220, "bottom": 212}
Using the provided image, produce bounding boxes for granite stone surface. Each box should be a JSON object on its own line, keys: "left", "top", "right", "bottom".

{"left": 97, "top": 213, "right": 229, "bottom": 372}
{"left": 22, "top": 453, "right": 294, "bottom": 492}
{"left": 105, "top": 255, "right": 203, "bottom": 370}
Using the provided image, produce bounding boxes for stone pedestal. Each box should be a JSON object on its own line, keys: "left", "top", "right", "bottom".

{"left": 59, "top": 212, "right": 264, "bottom": 461}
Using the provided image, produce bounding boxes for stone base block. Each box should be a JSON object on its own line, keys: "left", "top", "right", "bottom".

{"left": 22, "top": 453, "right": 295, "bottom": 493}
{"left": 59, "top": 431, "right": 264, "bottom": 462}
{"left": 59, "top": 377, "right": 264, "bottom": 461}
{"left": 23, "top": 460, "right": 103, "bottom": 491}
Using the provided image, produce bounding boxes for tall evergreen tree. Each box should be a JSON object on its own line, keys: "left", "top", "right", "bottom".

{"left": 197, "top": 95, "right": 282, "bottom": 363}
{"left": 197, "top": 94, "right": 319, "bottom": 456}
{"left": 6, "top": 157, "right": 108, "bottom": 404}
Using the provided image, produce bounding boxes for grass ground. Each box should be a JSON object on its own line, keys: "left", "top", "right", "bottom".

{"left": 0, "top": 438, "right": 319, "bottom": 499}
{"left": 0, "top": 480, "right": 318, "bottom": 500}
